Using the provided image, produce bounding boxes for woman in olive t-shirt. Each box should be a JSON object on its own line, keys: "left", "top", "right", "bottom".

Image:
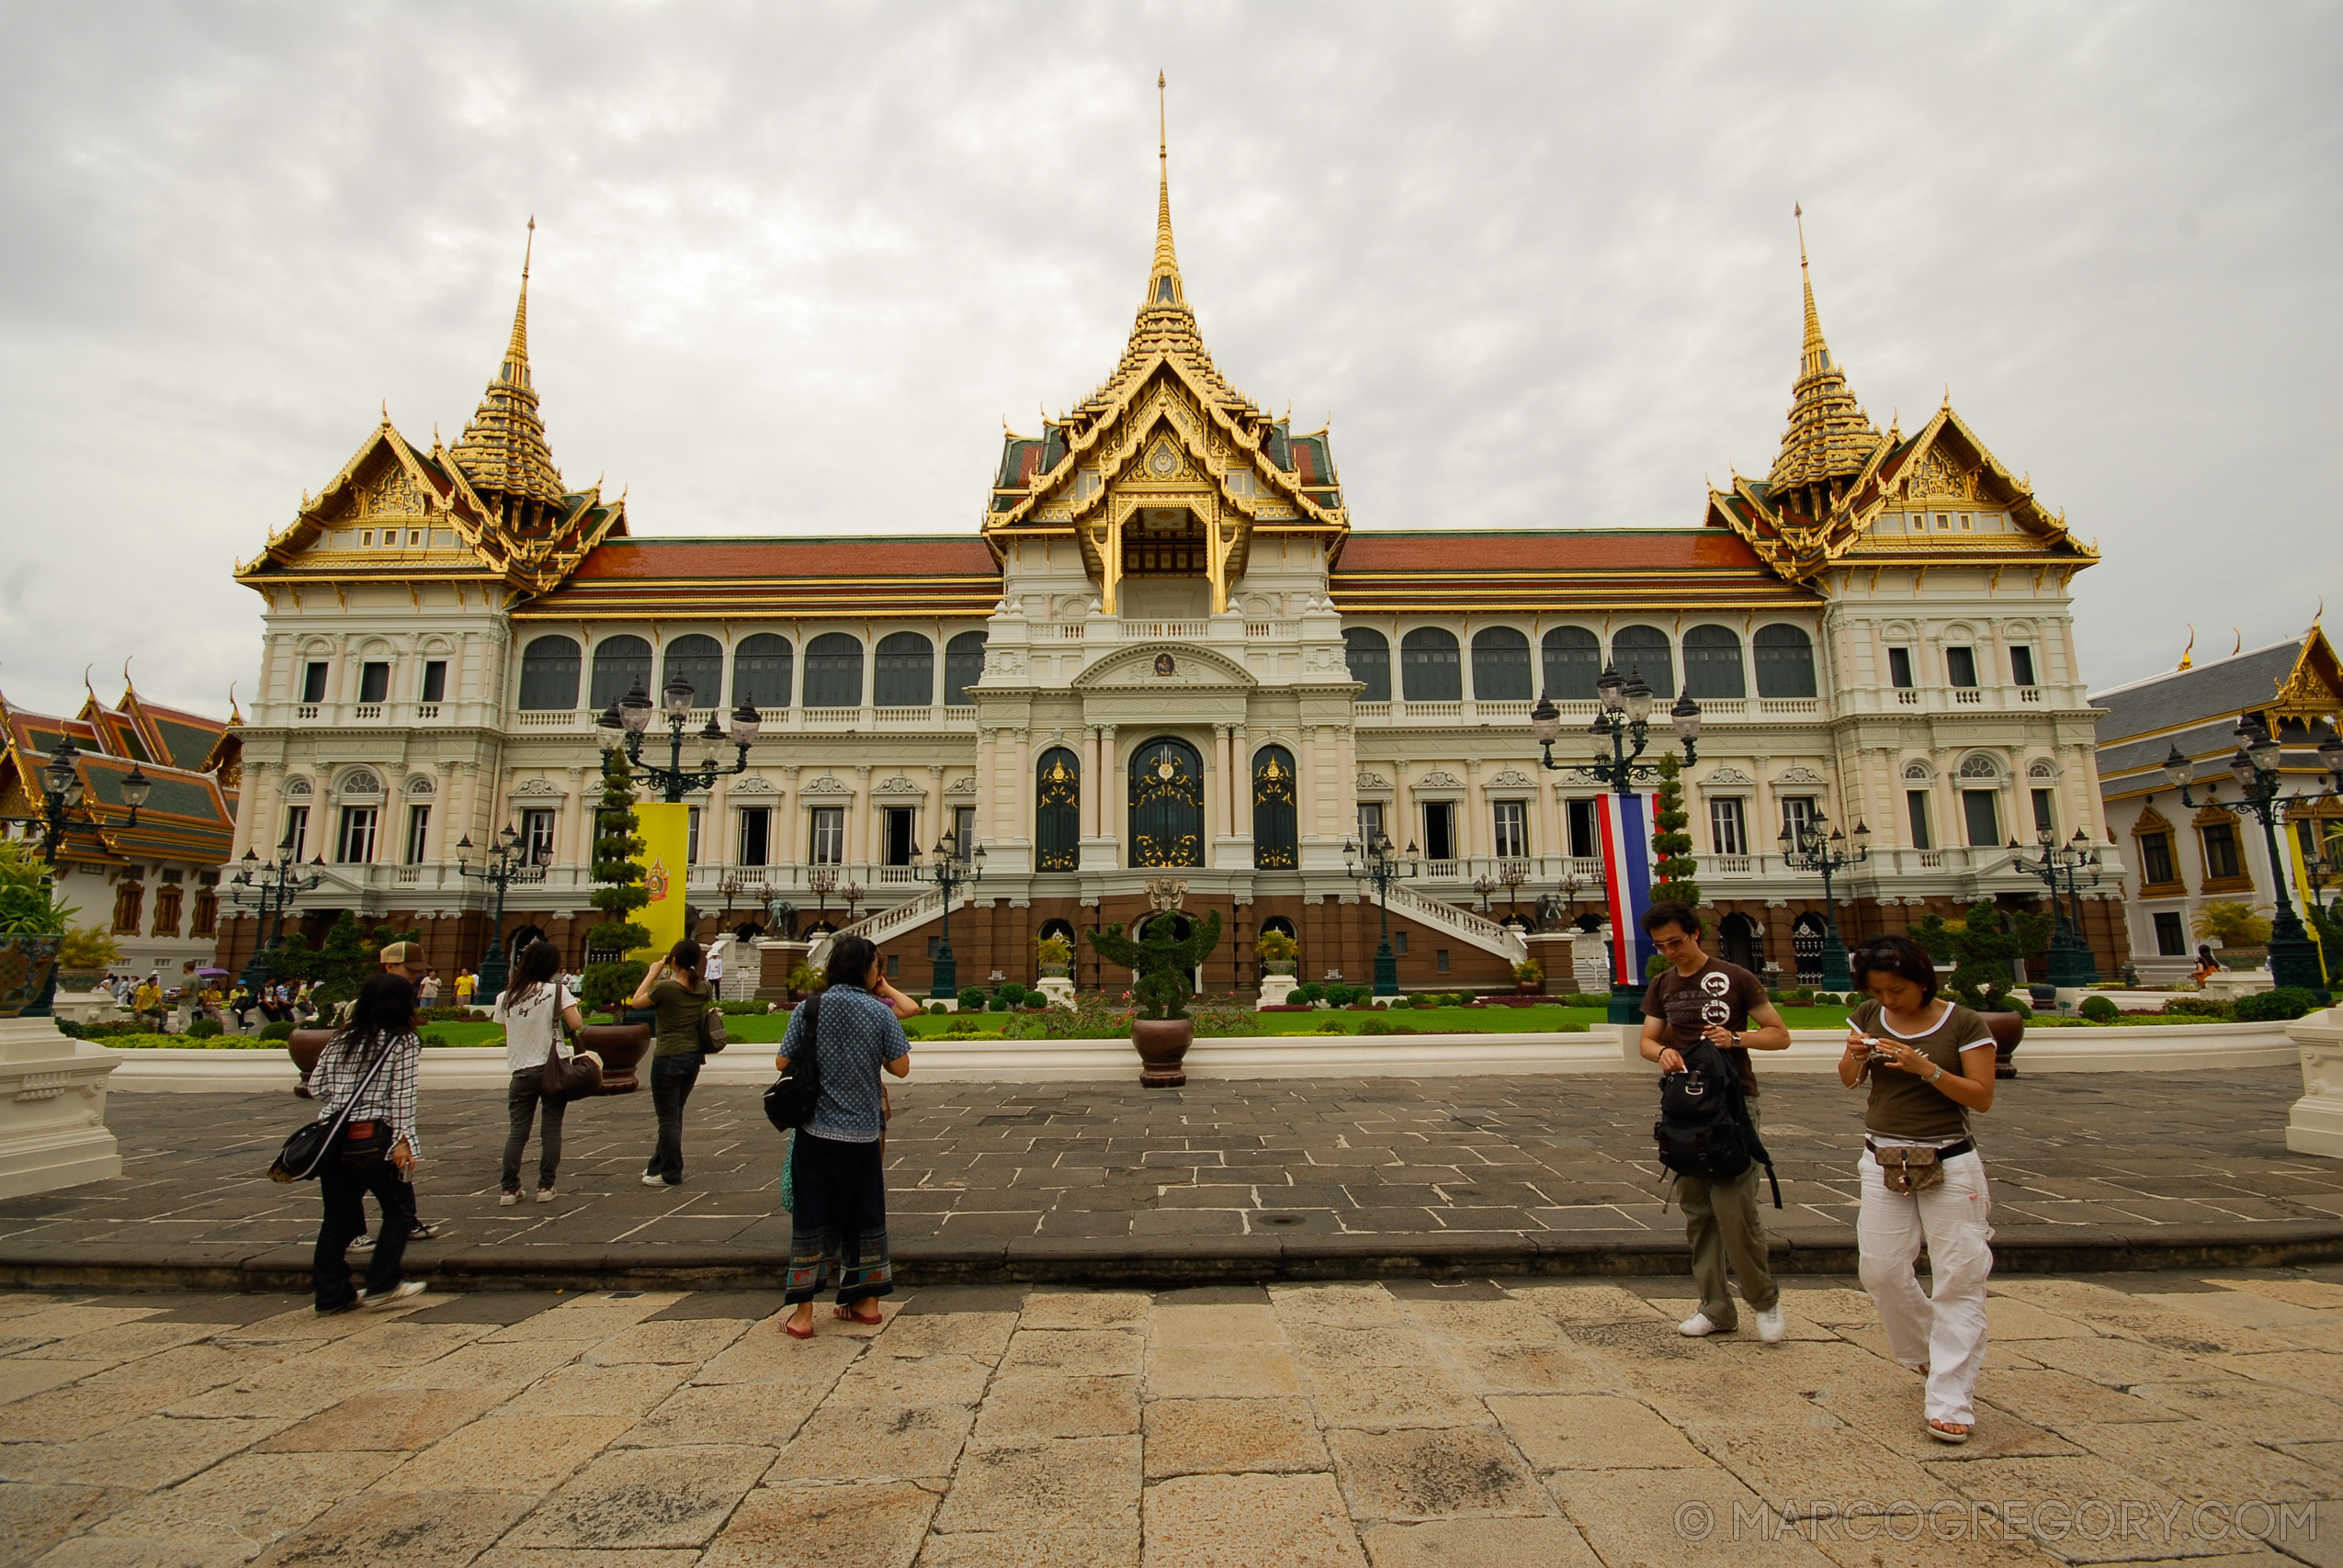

{"left": 1839, "top": 934, "right": 1998, "bottom": 1445}
{"left": 629, "top": 940, "right": 715, "bottom": 1186}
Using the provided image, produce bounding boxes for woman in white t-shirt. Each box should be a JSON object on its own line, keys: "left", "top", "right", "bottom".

{"left": 492, "top": 941, "right": 586, "bottom": 1205}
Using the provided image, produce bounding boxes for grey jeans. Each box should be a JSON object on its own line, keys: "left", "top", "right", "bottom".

{"left": 502, "top": 1067, "right": 566, "bottom": 1192}
{"left": 1674, "top": 1099, "right": 1779, "bottom": 1326}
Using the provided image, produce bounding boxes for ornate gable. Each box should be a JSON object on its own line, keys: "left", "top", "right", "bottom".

{"left": 2269, "top": 622, "right": 2343, "bottom": 724}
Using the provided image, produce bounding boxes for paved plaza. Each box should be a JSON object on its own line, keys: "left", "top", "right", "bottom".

{"left": 1, "top": 1269, "right": 2340, "bottom": 1566}
{"left": 1, "top": 1068, "right": 2337, "bottom": 1291}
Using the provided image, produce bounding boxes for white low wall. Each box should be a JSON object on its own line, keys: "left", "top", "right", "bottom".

{"left": 2286, "top": 1007, "right": 2343, "bottom": 1158}
{"left": 107, "top": 1019, "right": 2302, "bottom": 1092}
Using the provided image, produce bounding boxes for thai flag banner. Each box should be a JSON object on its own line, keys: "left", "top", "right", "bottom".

{"left": 1597, "top": 790, "right": 1662, "bottom": 987}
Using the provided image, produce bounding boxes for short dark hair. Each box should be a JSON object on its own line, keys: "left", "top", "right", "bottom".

{"left": 1851, "top": 934, "right": 1938, "bottom": 1002}
{"left": 1641, "top": 901, "right": 1702, "bottom": 940}
{"left": 824, "top": 933, "right": 878, "bottom": 992}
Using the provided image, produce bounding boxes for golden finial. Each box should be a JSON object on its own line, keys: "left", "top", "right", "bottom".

{"left": 83, "top": 663, "right": 95, "bottom": 697}
{"left": 1144, "top": 71, "right": 1184, "bottom": 310}
{"left": 504, "top": 217, "right": 535, "bottom": 372}
{"left": 2314, "top": 597, "right": 2325, "bottom": 629}
{"left": 1941, "top": 384, "right": 1952, "bottom": 409}
{"left": 2232, "top": 628, "right": 2243, "bottom": 656}
{"left": 380, "top": 399, "right": 390, "bottom": 423}
{"left": 2179, "top": 626, "right": 2194, "bottom": 670}
{"left": 120, "top": 657, "right": 132, "bottom": 691}
{"left": 227, "top": 682, "right": 241, "bottom": 724}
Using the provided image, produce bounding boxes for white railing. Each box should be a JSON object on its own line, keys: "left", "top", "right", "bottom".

{"left": 413, "top": 704, "right": 441, "bottom": 721}
{"left": 1242, "top": 621, "right": 1299, "bottom": 638}
{"left": 1709, "top": 855, "right": 1753, "bottom": 875}
{"left": 352, "top": 705, "right": 383, "bottom": 720}
{"left": 1953, "top": 689, "right": 1983, "bottom": 705}
{"left": 1353, "top": 702, "right": 1391, "bottom": 721}
{"left": 1387, "top": 881, "right": 1527, "bottom": 963}
{"left": 1421, "top": 859, "right": 1462, "bottom": 880}
{"left": 515, "top": 710, "right": 579, "bottom": 728}
{"left": 1400, "top": 701, "right": 1464, "bottom": 720}
{"left": 1120, "top": 620, "right": 1210, "bottom": 639}
{"left": 1919, "top": 852, "right": 1944, "bottom": 868}
{"left": 1476, "top": 701, "right": 1531, "bottom": 720}
{"left": 803, "top": 706, "right": 862, "bottom": 725}
{"left": 1897, "top": 690, "right": 1920, "bottom": 705}
{"left": 295, "top": 705, "right": 321, "bottom": 720}
{"left": 874, "top": 706, "right": 936, "bottom": 725}
{"left": 875, "top": 866, "right": 922, "bottom": 885}
{"left": 1034, "top": 624, "right": 1086, "bottom": 640}
{"left": 1760, "top": 698, "right": 1822, "bottom": 716}
{"left": 2020, "top": 687, "right": 2043, "bottom": 704}
{"left": 394, "top": 866, "right": 420, "bottom": 884}
{"left": 827, "top": 886, "right": 973, "bottom": 951}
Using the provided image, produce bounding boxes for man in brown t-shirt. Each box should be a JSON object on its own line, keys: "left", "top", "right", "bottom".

{"left": 1637, "top": 901, "right": 1793, "bottom": 1342}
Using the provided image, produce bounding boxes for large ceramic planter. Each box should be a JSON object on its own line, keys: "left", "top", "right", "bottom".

{"left": 288, "top": 1028, "right": 336, "bottom": 1096}
{"left": 1983, "top": 1011, "right": 2025, "bottom": 1078}
{"left": 0, "top": 936, "right": 62, "bottom": 1019}
{"left": 1038, "top": 964, "right": 1070, "bottom": 980}
{"left": 55, "top": 968, "right": 107, "bottom": 994}
{"left": 1260, "top": 961, "right": 1296, "bottom": 977}
{"left": 1131, "top": 1017, "right": 1194, "bottom": 1089}
{"left": 579, "top": 1022, "right": 651, "bottom": 1094}
{"left": 1514, "top": 978, "right": 1545, "bottom": 996}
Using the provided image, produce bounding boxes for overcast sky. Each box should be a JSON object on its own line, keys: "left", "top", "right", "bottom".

{"left": 3, "top": 3, "right": 2336, "bottom": 723}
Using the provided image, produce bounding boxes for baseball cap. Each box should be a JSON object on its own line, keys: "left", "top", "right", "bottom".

{"left": 380, "top": 941, "right": 424, "bottom": 965}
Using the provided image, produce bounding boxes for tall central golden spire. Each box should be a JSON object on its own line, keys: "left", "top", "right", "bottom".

{"left": 504, "top": 215, "right": 535, "bottom": 381}
{"left": 448, "top": 217, "right": 569, "bottom": 519}
{"left": 1767, "top": 204, "right": 1880, "bottom": 502}
{"left": 1145, "top": 71, "right": 1185, "bottom": 312}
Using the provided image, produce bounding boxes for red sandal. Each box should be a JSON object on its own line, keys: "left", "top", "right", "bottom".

{"left": 832, "top": 1304, "right": 885, "bottom": 1325}
{"left": 781, "top": 1315, "right": 815, "bottom": 1339}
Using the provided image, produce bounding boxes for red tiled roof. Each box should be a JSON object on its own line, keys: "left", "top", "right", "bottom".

{"left": 1329, "top": 529, "right": 1811, "bottom": 613}
{"left": 569, "top": 538, "right": 999, "bottom": 581}
{"left": 1336, "top": 530, "right": 1775, "bottom": 574}
{"left": 523, "top": 536, "right": 1004, "bottom": 621}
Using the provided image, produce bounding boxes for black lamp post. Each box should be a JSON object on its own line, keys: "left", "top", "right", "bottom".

{"left": 2164, "top": 717, "right": 2341, "bottom": 998}
{"left": 1529, "top": 662, "right": 1701, "bottom": 1020}
{"left": 1495, "top": 859, "right": 1530, "bottom": 925}
{"left": 2009, "top": 828, "right": 2101, "bottom": 987}
{"left": 226, "top": 839, "right": 323, "bottom": 994}
{"left": 806, "top": 865, "right": 838, "bottom": 931}
{"left": 1778, "top": 809, "right": 1870, "bottom": 991}
{"left": 921, "top": 829, "right": 983, "bottom": 1001}
{"left": 456, "top": 824, "right": 548, "bottom": 1003}
{"left": 6, "top": 739, "right": 152, "bottom": 1018}
{"left": 594, "top": 677, "right": 758, "bottom": 803}
{"left": 1343, "top": 831, "right": 1420, "bottom": 998}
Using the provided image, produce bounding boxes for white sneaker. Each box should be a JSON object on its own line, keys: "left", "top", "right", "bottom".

{"left": 641, "top": 1173, "right": 666, "bottom": 1188}
{"left": 498, "top": 1191, "right": 520, "bottom": 1207}
{"left": 1679, "top": 1312, "right": 1724, "bottom": 1337}
{"left": 536, "top": 1187, "right": 556, "bottom": 1203}
{"left": 1755, "top": 1305, "right": 1787, "bottom": 1344}
{"left": 348, "top": 1234, "right": 374, "bottom": 1253}
{"left": 359, "top": 1280, "right": 426, "bottom": 1310}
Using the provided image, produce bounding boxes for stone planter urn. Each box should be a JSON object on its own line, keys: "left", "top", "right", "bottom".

{"left": 288, "top": 1028, "right": 336, "bottom": 1097}
{"left": 1514, "top": 978, "right": 1545, "bottom": 996}
{"left": 0, "top": 937, "right": 62, "bottom": 1019}
{"left": 578, "top": 1021, "right": 651, "bottom": 1094}
{"left": 1131, "top": 1017, "right": 1194, "bottom": 1089}
{"left": 55, "top": 968, "right": 106, "bottom": 995}
{"left": 1982, "top": 1011, "right": 2026, "bottom": 1078}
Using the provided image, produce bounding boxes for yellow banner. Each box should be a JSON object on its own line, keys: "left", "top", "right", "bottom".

{"left": 2284, "top": 824, "right": 2329, "bottom": 984}
{"left": 634, "top": 802, "right": 690, "bottom": 962}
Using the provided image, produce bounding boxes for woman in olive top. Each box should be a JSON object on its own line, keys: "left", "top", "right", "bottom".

{"left": 631, "top": 939, "right": 716, "bottom": 1187}
{"left": 1839, "top": 934, "right": 1998, "bottom": 1444}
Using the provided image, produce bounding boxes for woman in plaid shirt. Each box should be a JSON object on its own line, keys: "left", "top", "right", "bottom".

{"left": 310, "top": 973, "right": 427, "bottom": 1314}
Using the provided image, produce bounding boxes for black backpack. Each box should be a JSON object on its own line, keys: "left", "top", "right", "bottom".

{"left": 763, "top": 994, "right": 823, "bottom": 1133}
{"left": 1653, "top": 1037, "right": 1782, "bottom": 1208}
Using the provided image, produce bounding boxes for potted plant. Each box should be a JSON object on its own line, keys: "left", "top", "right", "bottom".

{"left": 0, "top": 841, "right": 72, "bottom": 1018}
{"left": 1088, "top": 910, "right": 1222, "bottom": 1087}
{"left": 1254, "top": 929, "right": 1298, "bottom": 976}
{"left": 1512, "top": 958, "right": 1545, "bottom": 996}
{"left": 1035, "top": 932, "right": 1073, "bottom": 978}
{"left": 53, "top": 923, "right": 120, "bottom": 994}
{"left": 1912, "top": 898, "right": 2054, "bottom": 1077}
{"left": 577, "top": 749, "right": 652, "bottom": 1091}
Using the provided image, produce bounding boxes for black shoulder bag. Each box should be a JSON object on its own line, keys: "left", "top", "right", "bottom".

{"left": 269, "top": 1034, "right": 395, "bottom": 1182}
{"left": 763, "top": 994, "right": 822, "bottom": 1133}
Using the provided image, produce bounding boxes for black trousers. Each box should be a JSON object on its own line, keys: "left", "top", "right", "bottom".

{"left": 502, "top": 1067, "right": 566, "bottom": 1191}
{"left": 645, "top": 1052, "right": 701, "bottom": 1183}
{"left": 315, "top": 1154, "right": 415, "bottom": 1307}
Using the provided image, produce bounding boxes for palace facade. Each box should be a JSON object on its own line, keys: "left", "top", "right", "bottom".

{"left": 214, "top": 152, "right": 2124, "bottom": 995}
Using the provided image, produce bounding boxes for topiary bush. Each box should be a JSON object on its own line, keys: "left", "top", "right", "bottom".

{"left": 958, "top": 986, "right": 987, "bottom": 1011}
{"left": 2006, "top": 997, "right": 2032, "bottom": 1018}
{"left": 1288, "top": 982, "right": 1323, "bottom": 1007}
{"left": 987, "top": 995, "right": 1009, "bottom": 1012}
{"left": 259, "top": 1021, "right": 297, "bottom": 1041}
{"left": 2164, "top": 996, "right": 2232, "bottom": 1019}
{"left": 2078, "top": 995, "right": 2120, "bottom": 1023}
{"left": 999, "top": 983, "right": 1028, "bottom": 1007}
{"left": 2232, "top": 987, "right": 2321, "bottom": 1023}
{"left": 187, "top": 1018, "right": 223, "bottom": 1039}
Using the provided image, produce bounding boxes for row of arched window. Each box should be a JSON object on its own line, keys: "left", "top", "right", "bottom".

{"left": 1342, "top": 625, "right": 1818, "bottom": 704}
{"left": 1032, "top": 739, "right": 1299, "bottom": 871}
{"left": 516, "top": 631, "right": 990, "bottom": 713}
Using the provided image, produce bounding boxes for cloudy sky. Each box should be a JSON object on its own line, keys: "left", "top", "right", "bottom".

{"left": 2, "top": 3, "right": 2336, "bottom": 721}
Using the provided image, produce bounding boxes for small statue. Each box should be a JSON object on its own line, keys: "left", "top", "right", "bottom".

{"left": 1534, "top": 891, "right": 1568, "bottom": 933}
{"left": 1089, "top": 911, "right": 1223, "bottom": 1020}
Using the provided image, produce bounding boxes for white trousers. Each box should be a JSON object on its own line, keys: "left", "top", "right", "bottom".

{"left": 1856, "top": 1147, "right": 1994, "bottom": 1426}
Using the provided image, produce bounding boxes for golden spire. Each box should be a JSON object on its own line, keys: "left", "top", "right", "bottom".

{"left": 447, "top": 218, "right": 568, "bottom": 516}
{"left": 1146, "top": 72, "right": 1185, "bottom": 312}
{"left": 1767, "top": 205, "right": 1882, "bottom": 502}
{"left": 2179, "top": 625, "right": 2195, "bottom": 671}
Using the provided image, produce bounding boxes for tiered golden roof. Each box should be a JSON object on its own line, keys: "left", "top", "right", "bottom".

{"left": 447, "top": 218, "right": 570, "bottom": 522}
{"left": 1767, "top": 207, "right": 1884, "bottom": 504}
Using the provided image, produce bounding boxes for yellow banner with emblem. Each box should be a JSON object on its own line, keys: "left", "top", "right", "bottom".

{"left": 633, "top": 802, "right": 691, "bottom": 962}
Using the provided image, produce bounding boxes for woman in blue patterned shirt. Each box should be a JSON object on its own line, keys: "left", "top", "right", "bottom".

{"left": 779, "top": 932, "right": 913, "bottom": 1337}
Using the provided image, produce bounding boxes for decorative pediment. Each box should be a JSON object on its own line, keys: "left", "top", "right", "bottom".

{"left": 730, "top": 775, "right": 777, "bottom": 795}
{"left": 872, "top": 774, "right": 926, "bottom": 799}
{"left": 1416, "top": 769, "right": 1463, "bottom": 790}
{"left": 1901, "top": 761, "right": 1932, "bottom": 781}
{"left": 1354, "top": 772, "right": 1390, "bottom": 792}
{"left": 2132, "top": 805, "right": 2173, "bottom": 835}
{"left": 1070, "top": 643, "right": 1253, "bottom": 691}
{"left": 1485, "top": 769, "right": 1536, "bottom": 789}
{"left": 510, "top": 777, "right": 563, "bottom": 798}
{"left": 2270, "top": 624, "right": 2343, "bottom": 723}
{"left": 799, "top": 775, "right": 852, "bottom": 796}
{"left": 1703, "top": 766, "right": 1755, "bottom": 786}
{"left": 1776, "top": 766, "right": 1826, "bottom": 785}
{"left": 403, "top": 774, "right": 436, "bottom": 795}
{"left": 945, "top": 776, "right": 979, "bottom": 796}
{"left": 2027, "top": 758, "right": 2059, "bottom": 779}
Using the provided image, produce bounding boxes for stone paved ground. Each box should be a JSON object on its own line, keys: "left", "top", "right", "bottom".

{"left": 1, "top": 1269, "right": 2339, "bottom": 1566}
{"left": 3, "top": 1070, "right": 2337, "bottom": 1284}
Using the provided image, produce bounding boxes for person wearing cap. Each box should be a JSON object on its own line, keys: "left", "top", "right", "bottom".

{"left": 345, "top": 939, "right": 444, "bottom": 1251}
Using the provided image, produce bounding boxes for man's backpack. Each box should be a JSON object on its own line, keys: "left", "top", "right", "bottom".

{"left": 1653, "top": 1037, "right": 1782, "bottom": 1208}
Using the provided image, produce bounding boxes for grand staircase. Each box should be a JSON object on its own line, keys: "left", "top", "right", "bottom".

{"left": 1386, "top": 883, "right": 1529, "bottom": 966}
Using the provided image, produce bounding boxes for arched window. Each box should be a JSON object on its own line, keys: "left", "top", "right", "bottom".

{"left": 1753, "top": 625, "right": 1818, "bottom": 698}
{"left": 1681, "top": 625, "right": 1746, "bottom": 700}
{"left": 1541, "top": 626, "right": 1601, "bottom": 701}
{"left": 1036, "top": 748, "right": 1081, "bottom": 871}
{"left": 588, "top": 635, "right": 651, "bottom": 710}
{"left": 1400, "top": 627, "right": 1462, "bottom": 702}
{"left": 732, "top": 634, "right": 793, "bottom": 710}
{"left": 1128, "top": 737, "right": 1205, "bottom": 867}
{"left": 1470, "top": 626, "right": 1533, "bottom": 701}
{"left": 874, "top": 632, "right": 934, "bottom": 707}
{"left": 662, "top": 635, "right": 723, "bottom": 710}
{"left": 1611, "top": 625, "right": 1674, "bottom": 698}
{"left": 944, "top": 631, "right": 987, "bottom": 707}
{"left": 517, "top": 636, "right": 581, "bottom": 711}
{"left": 1343, "top": 628, "right": 1391, "bottom": 703}
{"left": 1252, "top": 745, "right": 1298, "bottom": 868}
{"left": 802, "top": 633, "right": 865, "bottom": 707}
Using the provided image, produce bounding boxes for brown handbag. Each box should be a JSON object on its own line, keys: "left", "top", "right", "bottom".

{"left": 536, "top": 982, "right": 603, "bottom": 1102}
{"left": 696, "top": 995, "right": 729, "bottom": 1054}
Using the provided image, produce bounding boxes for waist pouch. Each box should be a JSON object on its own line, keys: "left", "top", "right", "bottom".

{"left": 338, "top": 1120, "right": 391, "bottom": 1166}
{"left": 1866, "top": 1137, "right": 1974, "bottom": 1195}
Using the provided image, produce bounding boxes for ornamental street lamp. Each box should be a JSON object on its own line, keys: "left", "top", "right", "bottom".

{"left": 1529, "top": 662, "right": 1701, "bottom": 1018}
{"left": 1343, "top": 831, "right": 1421, "bottom": 997}
{"left": 594, "top": 678, "right": 759, "bottom": 804}
{"left": 457, "top": 825, "right": 549, "bottom": 1003}
{"left": 1778, "top": 809, "right": 1870, "bottom": 991}
{"left": 2164, "top": 716, "right": 2337, "bottom": 998}
{"left": 1471, "top": 872, "right": 1497, "bottom": 916}
{"left": 10, "top": 738, "right": 150, "bottom": 868}
{"left": 806, "top": 865, "right": 839, "bottom": 930}
{"left": 919, "top": 829, "right": 984, "bottom": 1001}
{"left": 2009, "top": 828, "right": 2102, "bottom": 987}
{"left": 1495, "top": 859, "right": 1531, "bottom": 924}
{"left": 225, "top": 838, "right": 324, "bottom": 995}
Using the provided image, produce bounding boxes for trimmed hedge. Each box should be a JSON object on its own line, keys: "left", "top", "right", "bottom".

{"left": 2232, "top": 987, "right": 2321, "bottom": 1023}
{"left": 2078, "top": 996, "right": 2120, "bottom": 1023}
